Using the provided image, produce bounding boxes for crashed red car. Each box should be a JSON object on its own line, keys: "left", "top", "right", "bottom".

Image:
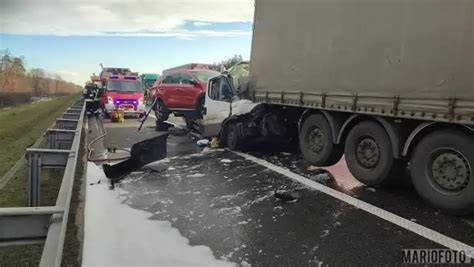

{"left": 149, "top": 69, "right": 219, "bottom": 120}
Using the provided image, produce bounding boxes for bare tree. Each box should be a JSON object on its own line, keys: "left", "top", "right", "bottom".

{"left": 52, "top": 73, "right": 63, "bottom": 95}
{"left": 0, "top": 50, "right": 26, "bottom": 91}
{"left": 29, "top": 68, "right": 46, "bottom": 96}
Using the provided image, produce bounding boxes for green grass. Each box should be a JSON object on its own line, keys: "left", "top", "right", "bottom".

{"left": 0, "top": 94, "right": 78, "bottom": 177}
{"left": 0, "top": 161, "right": 66, "bottom": 265}
{"left": 0, "top": 95, "right": 83, "bottom": 266}
{"left": 0, "top": 138, "right": 85, "bottom": 266}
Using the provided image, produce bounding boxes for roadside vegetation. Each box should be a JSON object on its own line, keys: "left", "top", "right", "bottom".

{"left": 0, "top": 167, "right": 64, "bottom": 265}
{"left": 0, "top": 94, "right": 78, "bottom": 177}
{"left": 0, "top": 95, "right": 83, "bottom": 265}
{"left": 0, "top": 49, "right": 82, "bottom": 107}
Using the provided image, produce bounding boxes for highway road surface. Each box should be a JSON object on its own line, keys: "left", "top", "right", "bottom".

{"left": 83, "top": 116, "right": 474, "bottom": 266}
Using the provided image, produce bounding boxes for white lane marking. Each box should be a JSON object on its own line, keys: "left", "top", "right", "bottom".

{"left": 232, "top": 151, "right": 474, "bottom": 253}
{"left": 463, "top": 219, "right": 474, "bottom": 228}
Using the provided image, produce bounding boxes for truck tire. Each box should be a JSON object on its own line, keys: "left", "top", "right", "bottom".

{"left": 226, "top": 123, "right": 242, "bottom": 151}
{"left": 344, "top": 120, "right": 400, "bottom": 186}
{"left": 155, "top": 101, "right": 169, "bottom": 121}
{"left": 299, "top": 114, "right": 343, "bottom": 166}
{"left": 410, "top": 130, "right": 474, "bottom": 214}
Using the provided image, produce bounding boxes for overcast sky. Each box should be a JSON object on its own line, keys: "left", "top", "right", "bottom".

{"left": 0, "top": 0, "right": 254, "bottom": 84}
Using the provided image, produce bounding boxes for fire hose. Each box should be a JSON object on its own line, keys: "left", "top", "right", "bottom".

{"left": 87, "top": 116, "right": 131, "bottom": 162}
{"left": 87, "top": 97, "right": 159, "bottom": 162}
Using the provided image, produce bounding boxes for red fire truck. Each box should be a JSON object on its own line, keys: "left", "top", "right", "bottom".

{"left": 94, "top": 67, "right": 146, "bottom": 117}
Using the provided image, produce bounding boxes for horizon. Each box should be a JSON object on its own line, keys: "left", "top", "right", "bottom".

{"left": 0, "top": 0, "right": 254, "bottom": 85}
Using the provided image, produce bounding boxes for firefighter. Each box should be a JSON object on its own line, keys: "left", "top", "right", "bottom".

{"left": 85, "top": 83, "right": 102, "bottom": 115}
{"left": 84, "top": 83, "right": 94, "bottom": 113}
{"left": 91, "top": 85, "right": 103, "bottom": 115}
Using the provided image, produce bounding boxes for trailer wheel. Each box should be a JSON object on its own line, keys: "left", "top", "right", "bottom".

{"left": 155, "top": 101, "right": 169, "bottom": 121}
{"left": 299, "top": 114, "right": 343, "bottom": 166}
{"left": 344, "top": 121, "right": 400, "bottom": 186}
{"left": 226, "top": 123, "right": 242, "bottom": 151}
{"left": 410, "top": 130, "right": 474, "bottom": 214}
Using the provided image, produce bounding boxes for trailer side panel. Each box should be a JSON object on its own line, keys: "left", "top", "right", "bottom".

{"left": 250, "top": 0, "right": 474, "bottom": 124}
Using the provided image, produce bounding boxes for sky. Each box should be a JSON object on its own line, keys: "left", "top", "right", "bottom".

{"left": 0, "top": 0, "right": 254, "bottom": 85}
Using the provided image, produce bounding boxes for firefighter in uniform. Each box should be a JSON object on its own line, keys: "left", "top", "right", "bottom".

{"left": 84, "top": 83, "right": 102, "bottom": 115}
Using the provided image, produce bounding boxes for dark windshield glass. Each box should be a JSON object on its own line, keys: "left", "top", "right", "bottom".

{"left": 144, "top": 80, "right": 156, "bottom": 88}
{"left": 107, "top": 80, "right": 142, "bottom": 92}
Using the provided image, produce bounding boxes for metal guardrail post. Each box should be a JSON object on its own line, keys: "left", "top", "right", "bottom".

{"left": 62, "top": 113, "right": 80, "bottom": 120}
{"left": 56, "top": 118, "right": 78, "bottom": 130}
{"left": 28, "top": 153, "right": 42, "bottom": 207}
{"left": 26, "top": 149, "right": 72, "bottom": 207}
{"left": 46, "top": 129, "right": 76, "bottom": 150}
{"left": 67, "top": 108, "right": 82, "bottom": 113}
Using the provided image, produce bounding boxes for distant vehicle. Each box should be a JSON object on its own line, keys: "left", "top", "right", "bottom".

{"left": 140, "top": 73, "right": 159, "bottom": 90}
{"left": 95, "top": 67, "right": 146, "bottom": 116}
{"left": 149, "top": 68, "right": 219, "bottom": 122}
{"left": 141, "top": 73, "right": 160, "bottom": 104}
{"left": 162, "top": 63, "right": 212, "bottom": 76}
{"left": 200, "top": 0, "right": 474, "bottom": 214}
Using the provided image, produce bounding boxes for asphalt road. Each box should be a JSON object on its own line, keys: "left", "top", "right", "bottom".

{"left": 90, "top": 117, "right": 474, "bottom": 266}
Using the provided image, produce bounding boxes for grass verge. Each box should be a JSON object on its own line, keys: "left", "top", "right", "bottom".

{"left": 0, "top": 95, "right": 84, "bottom": 266}
{"left": 0, "top": 94, "right": 78, "bottom": 177}
{"left": 0, "top": 132, "right": 85, "bottom": 266}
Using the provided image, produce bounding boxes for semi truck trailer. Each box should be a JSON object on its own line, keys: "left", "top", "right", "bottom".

{"left": 201, "top": 0, "right": 474, "bottom": 214}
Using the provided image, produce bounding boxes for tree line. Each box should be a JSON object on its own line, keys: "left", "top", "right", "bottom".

{"left": 0, "top": 49, "right": 81, "bottom": 96}
{"left": 212, "top": 54, "right": 246, "bottom": 71}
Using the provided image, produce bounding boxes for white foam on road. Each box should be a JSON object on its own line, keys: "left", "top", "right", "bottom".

{"left": 233, "top": 151, "right": 474, "bottom": 254}
{"left": 83, "top": 162, "right": 233, "bottom": 266}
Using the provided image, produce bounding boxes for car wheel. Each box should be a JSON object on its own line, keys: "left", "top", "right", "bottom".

{"left": 410, "top": 130, "right": 474, "bottom": 214}
{"left": 344, "top": 120, "right": 401, "bottom": 186}
{"left": 299, "top": 114, "right": 343, "bottom": 166}
{"left": 155, "top": 101, "right": 169, "bottom": 121}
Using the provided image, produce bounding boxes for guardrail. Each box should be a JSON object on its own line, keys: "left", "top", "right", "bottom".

{"left": 0, "top": 99, "right": 86, "bottom": 266}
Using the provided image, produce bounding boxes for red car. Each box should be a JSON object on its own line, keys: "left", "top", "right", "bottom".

{"left": 150, "top": 69, "right": 219, "bottom": 120}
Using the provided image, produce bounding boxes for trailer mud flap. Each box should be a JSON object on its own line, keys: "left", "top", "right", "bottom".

{"left": 103, "top": 134, "right": 168, "bottom": 180}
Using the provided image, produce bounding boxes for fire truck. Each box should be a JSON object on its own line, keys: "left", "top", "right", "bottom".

{"left": 93, "top": 67, "right": 146, "bottom": 117}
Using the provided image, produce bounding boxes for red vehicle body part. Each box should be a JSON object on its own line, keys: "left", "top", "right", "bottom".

{"left": 151, "top": 69, "right": 219, "bottom": 111}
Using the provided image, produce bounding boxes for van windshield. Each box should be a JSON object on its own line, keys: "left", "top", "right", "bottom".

{"left": 107, "top": 80, "right": 142, "bottom": 92}
{"left": 191, "top": 70, "right": 220, "bottom": 82}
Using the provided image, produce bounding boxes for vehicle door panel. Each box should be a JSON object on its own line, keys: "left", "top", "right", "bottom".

{"left": 178, "top": 73, "right": 200, "bottom": 109}
{"left": 160, "top": 74, "right": 180, "bottom": 108}
{"left": 202, "top": 76, "right": 233, "bottom": 137}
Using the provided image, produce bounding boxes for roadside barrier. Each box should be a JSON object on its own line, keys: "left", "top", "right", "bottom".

{"left": 0, "top": 99, "right": 85, "bottom": 267}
